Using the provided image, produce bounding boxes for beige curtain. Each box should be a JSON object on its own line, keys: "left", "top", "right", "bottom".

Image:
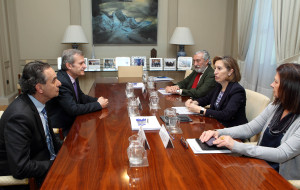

{"left": 238, "top": 0, "right": 256, "bottom": 61}
{"left": 272, "top": 0, "right": 300, "bottom": 64}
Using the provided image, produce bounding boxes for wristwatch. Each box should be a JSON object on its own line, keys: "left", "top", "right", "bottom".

{"left": 200, "top": 107, "right": 205, "bottom": 116}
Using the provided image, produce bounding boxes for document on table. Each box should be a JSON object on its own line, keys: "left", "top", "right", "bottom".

{"left": 172, "top": 107, "right": 198, "bottom": 115}
{"left": 130, "top": 116, "right": 161, "bottom": 130}
{"left": 154, "top": 77, "right": 174, "bottom": 81}
{"left": 132, "top": 82, "right": 144, "bottom": 89}
{"left": 187, "top": 139, "right": 231, "bottom": 154}
{"left": 158, "top": 89, "right": 172, "bottom": 95}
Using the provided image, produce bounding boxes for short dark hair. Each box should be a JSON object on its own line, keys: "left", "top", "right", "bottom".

{"left": 19, "top": 61, "right": 51, "bottom": 95}
{"left": 213, "top": 56, "right": 241, "bottom": 82}
{"left": 274, "top": 63, "right": 300, "bottom": 114}
{"left": 61, "top": 49, "right": 84, "bottom": 71}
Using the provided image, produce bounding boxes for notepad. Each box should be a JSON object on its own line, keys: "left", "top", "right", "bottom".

{"left": 130, "top": 116, "right": 161, "bottom": 131}
{"left": 187, "top": 138, "right": 231, "bottom": 154}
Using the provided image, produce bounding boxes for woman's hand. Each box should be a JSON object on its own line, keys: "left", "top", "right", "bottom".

{"left": 185, "top": 99, "right": 193, "bottom": 107}
{"left": 213, "top": 135, "right": 235, "bottom": 150}
{"left": 200, "top": 130, "right": 219, "bottom": 142}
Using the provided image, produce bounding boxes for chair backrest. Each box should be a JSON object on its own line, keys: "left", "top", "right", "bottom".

{"left": 184, "top": 69, "right": 193, "bottom": 78}
{"left": 245, "top": 89, "right": 270, "bottom": 121}
{"left": 118, "top": 66, "right": 143, "bottom": 78}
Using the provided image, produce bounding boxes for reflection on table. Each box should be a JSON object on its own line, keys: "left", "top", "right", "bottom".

{"left": 41, "top": 77, "right": 294, "bottom": 190}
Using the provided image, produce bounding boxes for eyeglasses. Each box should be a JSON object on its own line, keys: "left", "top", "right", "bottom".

{"left": 180, "top": 137, "right": 188, "bottom": 149}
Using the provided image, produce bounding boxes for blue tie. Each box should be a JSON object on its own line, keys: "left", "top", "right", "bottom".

{"left": 41, "top": 108, "right": 56, "bottom": 160}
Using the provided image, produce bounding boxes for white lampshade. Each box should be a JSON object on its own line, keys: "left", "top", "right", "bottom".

{"left": 62, "top": 25, "right": 88, "bottom": 44}
{"left": 169, "top": 27, "right": 194, "bottom": 45}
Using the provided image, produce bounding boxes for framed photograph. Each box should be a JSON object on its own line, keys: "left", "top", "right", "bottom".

{"left": 177, "top": 57, "right": 193, "bottom": 71}
{"left": 149, "top": 58, "right": 163, "bottom": 71}
{"left": 163, "top": 58, "right": 176, "bottom": 71}
{"left": 131, "top": 56, "right": 147, "bottom": 70}
{"left": 57, "top": 57, "right": 62, "bottom": 70}
{"left": 88, "top": 59, "right": 101, "bottom": 71}
{"left": 103, "top": 58, "right": 116, "bottom": 71}
{"left": 92, "top": 0, "right": 158, "bottom": 45}
{"left": 115, "top": 57, "right": 131, "bottom": 70}
{"left": 84, "top": 58, "right": 88, "bottom": 71}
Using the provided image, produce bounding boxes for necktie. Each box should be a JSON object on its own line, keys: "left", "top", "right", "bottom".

{"left": 41, "top": 108, "right": 56, "bottom": 160}
{"left": 191, "top": 73, "right": 202, "bottom": 88}
{"left": 73, "top": 82, "right": 79, "bottom": 101}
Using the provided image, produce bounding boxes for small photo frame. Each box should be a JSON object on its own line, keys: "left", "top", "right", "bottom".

{"left": 84, "top": 58, "right": 88, "bottom": 71}
{"left": 57, "top": 57, "right": 62, "bottom": 70}
{"left": 149, "top": 58, "right": 163, "bottom": 71}
{"left": 131, "top": 56, "right": 147, "bottom": 70}
{"left": 115, "top": 57, "right": 131, "bottom": 70}
{"left": 163, "top": 58, "right": 176, "bottom": 71}
{"left": 177, "top": 57, "right": 193, "bottom": 70}
{"left": 88, "top": 59, "right": 101, "bottom": 71}
{"left": 103, "top": 58, "right": 116, "bottom": 71}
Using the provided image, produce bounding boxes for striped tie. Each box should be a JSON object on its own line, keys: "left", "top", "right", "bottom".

{"left": 41, "top": 108, "right": 56, "bottom": 160}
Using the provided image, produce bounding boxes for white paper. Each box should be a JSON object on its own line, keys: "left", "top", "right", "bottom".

{"left": 187, "top": 139, "right": 231, "bottom": 154}
{"left": 132, "top": 82, "right": 144, "bottom": 89}
{"left": 159, "top": 125, "right": 171, "bottom": 148}
{"left": 172, "top": 107, "right": 198, "bottom": 115}
{"left": 130, "top": 116, "right": 161, "bottom": 130}
{"left": 154, "top": 77, "right": 174, "bottom": 81}
{"left": 158, "top": 89, "right": 172, "bottom": 95}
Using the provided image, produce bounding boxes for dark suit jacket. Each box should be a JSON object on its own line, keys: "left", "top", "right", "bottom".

{"left": 0, "top": 94, "right": 62, "bottom": 183}
{"left": 177, "top": 65, "right": 216, "bottom": 99}
{"left": 196, "top": 82, "right": 248, "bottom": 127}
{"left": 46, "top": 70, "right": 102, "bottom": 135}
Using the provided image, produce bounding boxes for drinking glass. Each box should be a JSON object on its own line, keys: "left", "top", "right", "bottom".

{"left": 168, "top": 116, "right": 181, "bottom": 133}
{"left": 127, "top": 135, "right": 146, "bottom": 166}
{"left": 147, "top": 76, "right": 155, "bottom": 89}
{"left": 164, "top": 108, "right": 177, "bottom": 127}
{"left": 126, "top": 82, "right": 134, "bottom": 98}
{"left": 149, "top": 96, "right": 159, "bottom": 109}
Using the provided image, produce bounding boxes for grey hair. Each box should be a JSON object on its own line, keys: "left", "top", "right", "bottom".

{"left": 19, "top": 61, "right": 50, "bottom": 95}
{"left": 195, "top": 50, "right": 211, "bottom": 64}
{"left": 61, "top": 49, "right": 84, "bottom": 71}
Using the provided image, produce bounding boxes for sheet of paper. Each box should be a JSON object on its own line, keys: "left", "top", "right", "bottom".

{"left": 187, "top": 139, "right": 231, "bottom": 154}
{"left": 172, "top": 107, "right": 198, "bottom": 115}
{"left": 132, "top": 82, "right": 144, "bottom": 89}
{"left": 158, "top": 89, "right": 172, "bottom": 95}
{"left": 130, "top": 116, "right": 161, "bottom": 130}
{"left": 154, "top": 77, "right": 174, "bottom": 81}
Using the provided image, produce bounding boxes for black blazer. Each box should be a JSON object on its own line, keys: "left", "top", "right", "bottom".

{"left": 46, "top": 70, "right": 102, "bottom": 135}
{"left": 0, "top": 94, "right": 62, "bottom": 182}
{"left": 196, "top": 82, "right": 248, "bottom": 127}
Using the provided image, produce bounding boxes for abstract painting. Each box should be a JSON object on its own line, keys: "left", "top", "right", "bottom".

{"left": 92, "top": 0, "right": 158, "bottom": 44}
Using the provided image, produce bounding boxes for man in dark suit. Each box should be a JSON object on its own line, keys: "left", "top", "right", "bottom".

{"left": 165, "top": 50, "right": 216, "bottom": 99}
{"left": 46, "top": 49, "right": 109, "bottom": 136}
{"left": 0, "top": 61, "right": 62, "bottom": 188}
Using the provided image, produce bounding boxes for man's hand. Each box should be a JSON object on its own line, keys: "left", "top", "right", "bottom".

{"left": 165, "top": 85, "right": 180, "bottom": 93}
{"left": 98, "top": 97, "right": 109, "bottom": 108}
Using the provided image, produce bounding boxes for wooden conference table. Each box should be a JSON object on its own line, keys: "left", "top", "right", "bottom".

{"left": 41, "top": 77, "right": 295, "bottom": 190}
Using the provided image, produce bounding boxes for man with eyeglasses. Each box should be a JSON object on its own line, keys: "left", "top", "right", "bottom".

{"left": 165, "top": 50, "right": 216, "bottom": 99}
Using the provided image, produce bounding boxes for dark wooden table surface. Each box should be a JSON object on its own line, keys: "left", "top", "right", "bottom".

{"left": 41, "top": 77, "right": 295, "bottom": 190}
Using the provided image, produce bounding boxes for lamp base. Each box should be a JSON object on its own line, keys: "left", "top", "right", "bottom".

{"left": 71, "top": 43, "right": 79, "bottom": 49}
{"left": 177, "top": 45, "right": 186, "bottom": 57}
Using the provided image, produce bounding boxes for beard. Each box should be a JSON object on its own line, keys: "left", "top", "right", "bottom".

{"left": 194, "top": 65, "right": 206, "bottom": 73}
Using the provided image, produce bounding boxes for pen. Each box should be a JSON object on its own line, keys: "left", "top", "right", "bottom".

{"left": 159, "top": 88, "right": 164, "bottom": 90}
{"left": 180, "top": 137, "right": 189, "bottom": 149}
{"left": 167, "top": 130, "right": 175, "bottom": 140}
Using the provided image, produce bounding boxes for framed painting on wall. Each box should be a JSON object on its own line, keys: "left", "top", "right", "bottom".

{"left": 92, "top": 0, "right": 158, "bottom": 44}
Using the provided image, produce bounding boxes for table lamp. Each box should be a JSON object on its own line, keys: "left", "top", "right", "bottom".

{"left": 62, "top": 25, "right": 88, "bottom": 49}
{"left": 169, "top": 27, "right": 194, "bottom": 57}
